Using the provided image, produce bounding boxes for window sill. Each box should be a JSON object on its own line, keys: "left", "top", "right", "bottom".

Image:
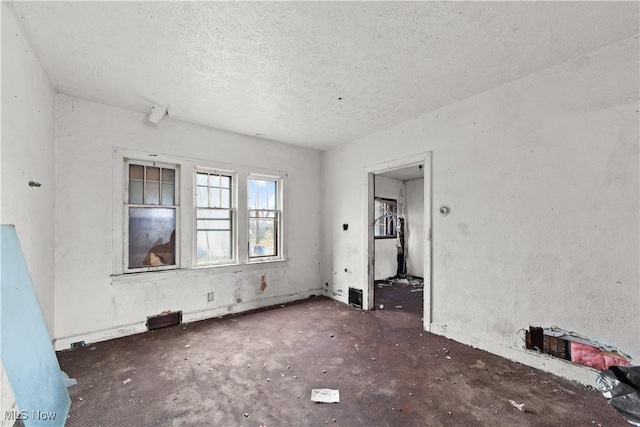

{"left": 110, "top": 258, "right": 288, "bottom": 285}
{"left": 248, "top": 257, "right": 284, "bottom": 264}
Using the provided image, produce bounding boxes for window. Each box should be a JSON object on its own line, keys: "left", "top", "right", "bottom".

{"left": 195, "top": 171, "right": 234, "bottom": 264}
{"left": 125, "top": 160, "right": 179, "bottom": 271}
{"left": 374, "top": 197, "right": 397, "bottom": 238}
{"left": 248, "top": 177, "right": 280, "bottom": 259}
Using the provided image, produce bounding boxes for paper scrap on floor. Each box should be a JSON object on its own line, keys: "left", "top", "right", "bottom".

{"left": 311, "top": 389, "right": 340, "bottom": 403}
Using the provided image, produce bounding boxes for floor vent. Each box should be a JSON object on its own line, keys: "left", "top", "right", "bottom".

{"left": 349, "top": 288, "right": 363, "bottom": 309}
{"left": 147, "top": 310, "right": 182, "bottom": 331}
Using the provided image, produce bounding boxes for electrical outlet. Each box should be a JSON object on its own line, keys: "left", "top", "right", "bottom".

{"left": 207, "top": 292, "right": 214, "bottom": 302}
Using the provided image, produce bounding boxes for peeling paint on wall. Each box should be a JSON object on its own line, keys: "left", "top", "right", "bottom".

{"left": 260, "top": 274, "right": 268, "bottom": 293}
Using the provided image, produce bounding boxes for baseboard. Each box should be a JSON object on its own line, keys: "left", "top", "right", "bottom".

{"left": 53, "top": 289, "right": 323, "bottom": 351}
{"left": 181, "top": 289, "right": 323, "bottom": 323}
{"left": 325, "top": 289, "right": 349, "bottom": 306}
{"left": 430, "top": 322, "right": 599, "bottom": 386}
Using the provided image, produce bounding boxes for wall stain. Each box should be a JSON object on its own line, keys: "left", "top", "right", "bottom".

{"left": 234, "top": 278, "right": 242, "bottom": 303}
{"left": 260, "top": 274, "right": 268, "bottom": 292}
{"left": 457, "top": 222, "right": 471, "bottom": 236}
{"left": 604, "top": 115, "right": 636, "bottom": 187}
{"left": 566, "top": 54, "right": 591, "bottom": 72}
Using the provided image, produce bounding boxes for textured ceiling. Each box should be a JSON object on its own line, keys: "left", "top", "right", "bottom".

{"left": 6, "top": 1, "right": 639, "bottom": 151}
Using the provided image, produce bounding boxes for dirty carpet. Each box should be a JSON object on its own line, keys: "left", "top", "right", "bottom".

{"left": 57, "top": 296, "right": 625, "bottom": 426}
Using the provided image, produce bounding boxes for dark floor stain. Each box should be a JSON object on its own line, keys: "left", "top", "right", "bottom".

{"left": 57, "top": 297, "right": 625, "bottom": 426}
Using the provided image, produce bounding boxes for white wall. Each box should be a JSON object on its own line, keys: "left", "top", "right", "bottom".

{"left": 1, "top": 2, "right": 56, "bottom": 335}
{"left": 374, "top": 176, "right": 403, "bottom": 280}
{"left": 53, "top": 95, "right": 323, "bottom": 349}
{"left": 1, "top": 4, "right": 57, "bottom": 422}
{"left": 322, "top": 36, "right": 639, "bottom": 383}
{"left": 405, "top": 178, "right": 424, "bottom": 277}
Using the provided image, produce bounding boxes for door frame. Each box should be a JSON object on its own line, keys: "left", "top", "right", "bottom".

{"left": 364, "top": 152, "right": 433, "bottom": 331}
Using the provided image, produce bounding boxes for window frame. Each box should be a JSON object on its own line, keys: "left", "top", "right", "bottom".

{"left": 247, "top": 174, "right": 283, "bottom": 262}
{"left": 193, "top": 168, "right": 237, "bottom": 266}
{"left": 123, "top": 158, "right": 180, "bottom": 273}
{"left": 113, "top": 149, "right": 289, "bottom": 277}
{"left": 374, "top": 197, "right": 397, "bottom": 239}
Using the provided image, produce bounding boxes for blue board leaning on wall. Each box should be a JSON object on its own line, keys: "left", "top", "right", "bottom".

{"left": 1, "top": 225, "right": 70, "bottom": 426}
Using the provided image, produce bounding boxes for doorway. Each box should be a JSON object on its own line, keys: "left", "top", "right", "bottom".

{"left": 364, "top": 153, "right": 432, "bottom": 330}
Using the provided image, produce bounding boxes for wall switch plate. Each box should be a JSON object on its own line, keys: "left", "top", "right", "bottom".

{"left": 207, "top": 292, "right": 214, "bottom": 302}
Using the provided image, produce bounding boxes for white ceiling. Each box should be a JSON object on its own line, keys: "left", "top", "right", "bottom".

{"left": 6, "top": 1, "right": 639, "bottom": 151}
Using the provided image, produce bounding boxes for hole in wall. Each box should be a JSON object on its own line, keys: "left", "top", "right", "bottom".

{"left": 524, "top": 326, "right": 632, "bottom": 370}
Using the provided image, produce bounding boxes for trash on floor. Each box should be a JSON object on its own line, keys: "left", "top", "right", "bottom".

{"left": 377, "top": 275, "right": 424, "bottom": 289}
{"left": 509, "top": 399, "right": 526, "bottom": 412}
{"left": 409, "top": 277, "right": 424, "bottom": 288}
{"left": 596, "top": 366, "right": 640, "bottom": 425}
{"left": 395, "top": 278, "right": 410, "bottom": 286}
{"left": 311, "top": 389, "right": 340, "bottom": 403}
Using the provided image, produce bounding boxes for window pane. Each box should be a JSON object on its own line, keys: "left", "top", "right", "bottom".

{"left": 162, "top": 168, "right": 175, "bottom": 184}
{"left": 220, "top": 175, "right": 231, "bottom": 189}
{"left": 248, "top": 178, "right": 279, "bottom": 259}
{"left": 196, "top": 185, "right": 208, "bottom": 207}
{"left": 249, "top": 218, "right": 276, "bottom": 257}
{"left": 210, "top": 174, "right": 220, "bottom": 188}
{"left": 268, "top": 181, "right": 276, "bottom": 209}
{"left": 197, "top": 209, "right": 231, "bottom": 228}
{"left": 197, "top": 211, "right": 230, "bottom": 233}
{"left": 129, "top": 165, "right": 144, "bottom": 204}
{"left": 129, "top": 207, "right": 175, "bottom": 268}
{"left": 374, "top": 198, "right": 397, "bottom": 237}
{"left": 129, "top": 180, "right": 143, "bottom": 204}
{"left": 130, "top": 164, "right": 144, "bottom": 180}
{"left": 209, "top": 187, "right": 221, "bottom": 207}
{"left": 198, "top": 208, "right": 230, "bottom": 220}
{"left": 145, "top": 182, "right": 160, "bottom": 205}
{"left": 161, "top": 183, "right": 175, "bottom": 206}
{"left": 221, "top": 188, "right": 230, "bottom": 208}
{"left": 146, "top": 166, "right": 160, "bottom": 182}
{"left": 248, "top": 179, "right": 258, "bottom": 209}
{"left": 196, "top": 230, "right": 231, "bottom": 263}
{"left": 196, "top": 209, "right": 232, "bottom": 263}
{"left": 258, "top": 180, "right": 268, "bottom": 209}
{"left": 196, "top": 172, "right": 208, "bottom": 186}
{"left": 144, "top": 167, "right": 161, "bottom": 205}
{"left": 197, "top": 219, "right": 230, "bottom": 230}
